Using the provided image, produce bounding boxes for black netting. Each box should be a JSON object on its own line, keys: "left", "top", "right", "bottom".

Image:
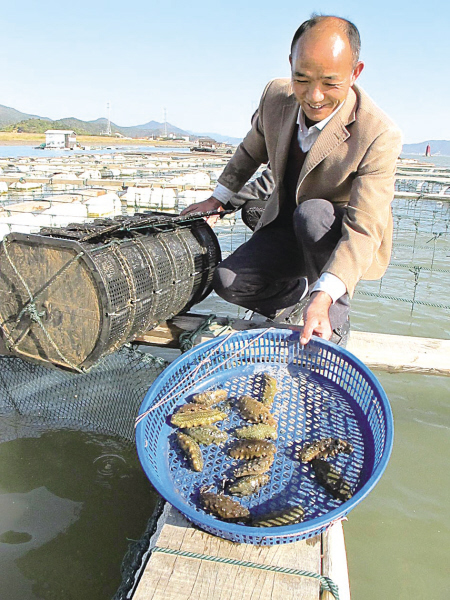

{"left": 0, "top": 342, "right": 172, "bottom": 600}
{"left": 0, "top": 212, "right": 220, "bottom": 371}
{"left": 0, "top": 345, "right": 168, "bottom": 444}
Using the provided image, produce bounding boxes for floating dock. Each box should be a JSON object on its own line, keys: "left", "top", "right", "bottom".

{"left": 135, "top": 314, "right": 450, "bottom": 377}
{"left": 131, "top": 504, "right": 350, "bottom": 600}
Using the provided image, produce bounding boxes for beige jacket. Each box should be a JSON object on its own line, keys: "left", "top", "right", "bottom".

{"left": 217, "top": 78, "right": 403, "bottom": 296}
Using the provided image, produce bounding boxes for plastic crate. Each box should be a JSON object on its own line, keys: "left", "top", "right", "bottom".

{"left": 136, "top": 328, "right": 394, "bottom": 545}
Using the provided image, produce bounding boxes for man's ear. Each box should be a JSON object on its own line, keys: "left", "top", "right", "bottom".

{"left": 289, "top": 54, "right": 292, "bottom": 68}
{"left": 351, "top": 61, "right": 364, "bottom": 85}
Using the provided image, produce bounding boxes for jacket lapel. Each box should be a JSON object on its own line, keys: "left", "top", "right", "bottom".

{"left": 274, "top": 96, "right": 299, "bottom": 182}
{"left": 298, "top": 87, "right": 358, "bottom": 190}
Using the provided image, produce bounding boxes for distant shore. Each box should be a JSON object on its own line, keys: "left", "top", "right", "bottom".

{"left": 0, "top": 132, "right": 192, "bottom": 147}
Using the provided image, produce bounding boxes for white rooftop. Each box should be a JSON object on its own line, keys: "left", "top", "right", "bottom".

{"left": 45, "top": 130, "right": 76, "bottom": 135}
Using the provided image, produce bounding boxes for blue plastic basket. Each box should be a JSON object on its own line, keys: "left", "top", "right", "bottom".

{"left": 136, "top": 328, "right": 394, "bottom": 545}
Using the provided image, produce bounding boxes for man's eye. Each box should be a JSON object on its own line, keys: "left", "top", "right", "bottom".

{"left": 295, "top": 79, "right": 308, "bottom": 84}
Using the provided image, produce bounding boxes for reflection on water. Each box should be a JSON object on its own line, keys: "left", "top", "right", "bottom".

{"left": 0, "top": 531, "right": 33, "bottom": 544}
{"left": 0, "top": 429, "right": 158, "bottom": 600}
{"left": 0, "top": 486, "right": 81, "bottom": 599}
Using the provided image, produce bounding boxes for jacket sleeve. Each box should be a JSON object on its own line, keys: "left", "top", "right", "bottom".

{"left": 323, "top": 126, "right": 403, "bottom": 296}
{"left": 217, "top": 82, "right": 273, "bottom": 193}
{"left": 228, "top": 167, "right": 275, "bottom": 209}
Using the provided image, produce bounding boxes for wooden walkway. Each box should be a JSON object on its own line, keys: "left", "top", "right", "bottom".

{"left": 346, "top": 331, "right": 450, "bottom": 376}
{"left": 135, "top": 314, "right": 450, "bottom": 377}
{"left": 132, "top": 504, "right": 350, "bottom": 600}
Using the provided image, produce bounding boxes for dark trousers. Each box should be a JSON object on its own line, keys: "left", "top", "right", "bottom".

{"left": 213, "top": 199, "right": 350, "bottom": 330}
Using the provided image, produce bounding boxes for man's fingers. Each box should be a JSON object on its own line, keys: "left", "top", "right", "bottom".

{"left": 299, "top": 292, "right": 333, "bottom": 345}
{"left": 300, "top": 322, "right": 315, "bottom": 346}
{"left": 180, "top": 204, "right": 199, "bottom": 216}
{"left": 180, "top": 197, "right": 223, "bottom": 218}
{"left": 300, "top": 316, "right": 333, "bottom": 345}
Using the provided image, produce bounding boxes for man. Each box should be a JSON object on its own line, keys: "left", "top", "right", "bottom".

{"left": 182, "top": 15, "right": 402, "bottom": 346}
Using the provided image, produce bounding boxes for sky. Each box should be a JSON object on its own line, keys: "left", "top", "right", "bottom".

{"left": 1, "top": 0, "right": 448, "bottom": 143}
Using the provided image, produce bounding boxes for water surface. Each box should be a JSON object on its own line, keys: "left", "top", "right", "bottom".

{"left": 0, "top": 145, "right": 190, "bottom": 159}
{"left": 345, "top": 371, "right": 449, "bottom": 600}
{"left": 0, "top": 430, "right": 158, "bottom": 600}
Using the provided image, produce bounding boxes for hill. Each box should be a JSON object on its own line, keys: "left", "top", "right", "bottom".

{"left": 0, "top": 103, "right": 242, "bottom": 143}
{"left": 402, "top": 140, "right": 450, "bottom": 156}
{"left": 0, "top": 104, "right": 51, "bottom": 128}
{"left": 5, "top": 118, "right": 97, "bottom": 135}
{"left": 4, "top": 115, "right": 197, "bottom": 139}
{"left": 117, "top": 120, "right": 190, "bottom": 138}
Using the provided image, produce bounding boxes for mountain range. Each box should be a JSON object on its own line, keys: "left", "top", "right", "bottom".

{"left": 1, "top": 104, "right": 449, "bottom": 153}
{"left": 0, "top": 104, "right": 242, "bottom": 145}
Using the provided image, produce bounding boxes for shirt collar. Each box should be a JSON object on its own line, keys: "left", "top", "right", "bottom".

{"left": 297, "top": 102, "right": 344, "bottom": 135}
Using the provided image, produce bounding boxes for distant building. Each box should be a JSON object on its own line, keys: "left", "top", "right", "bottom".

{"left": 45, "top": 130, "right": 77, "bottom": 149}
{"left": 198, "top": 137, "right": 217, "bottom": 150}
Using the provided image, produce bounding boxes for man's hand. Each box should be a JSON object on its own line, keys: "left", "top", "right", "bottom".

{"left": 300, "top": 291, "right": 333, "bottom": 345}
{"left": 180, "top": 196, "right": 224, "bottom": 227}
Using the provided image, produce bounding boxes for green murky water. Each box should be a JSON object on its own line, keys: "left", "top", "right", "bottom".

{"left": 345, "top": 372, "right": 450, "bottom": 600}
{"left": 0, "top": 430, "right": 158, "bottom": 600}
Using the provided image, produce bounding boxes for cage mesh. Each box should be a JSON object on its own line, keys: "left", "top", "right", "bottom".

{"left": 214, "top": 197, "right": 450, "bottom": 321}
{"left": 0, "top": 345, "right": 168, "bottom": 444}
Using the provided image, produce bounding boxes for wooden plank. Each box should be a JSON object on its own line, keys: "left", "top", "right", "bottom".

{"left": 347, "top": 331, "right": 450, "bottom": 376}
{"left": 137, "top": 323, "right": 185, "bottom": 347}
{"left": 134, "top": 315, "right": 231, "bottom": 347}
{"left": 134, "top": 315, "right": 450, "bottom": 376}
{"left": 133, "top": 506, "right": 322, "bottom": 600}
{"left": 322, "top": 521, "right": 351, "bottom": 600}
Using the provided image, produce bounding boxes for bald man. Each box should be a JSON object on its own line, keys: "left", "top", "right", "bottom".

{"left": 182, "top": 15, "right": 402, "bottom": 346}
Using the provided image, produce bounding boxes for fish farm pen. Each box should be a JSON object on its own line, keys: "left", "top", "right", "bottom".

{"left": 0, "top": 150, "right": 448, "bottom": 600}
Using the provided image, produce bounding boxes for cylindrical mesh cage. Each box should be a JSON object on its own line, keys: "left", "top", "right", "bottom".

{"left": 0, "top": 212, "right": 221, "bottom": 371}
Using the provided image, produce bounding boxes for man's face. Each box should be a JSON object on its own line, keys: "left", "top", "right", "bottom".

{"left": 290, "top": 27, "right": 364, "bottom": 123}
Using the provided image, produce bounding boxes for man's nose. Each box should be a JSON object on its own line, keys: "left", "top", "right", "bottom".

{"left": 307, "top": 85, "right": 325, "bottom": 103}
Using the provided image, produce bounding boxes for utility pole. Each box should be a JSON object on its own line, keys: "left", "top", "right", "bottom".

{"left": 164, "top": 107, "right": 168, "bottom": 138}
{"left": 106, "top": 102, "right": 111, "bottom": 136}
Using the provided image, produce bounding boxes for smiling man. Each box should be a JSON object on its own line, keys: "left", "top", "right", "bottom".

{"left": 182, "top": 15, "right": 402, "bottom": 346}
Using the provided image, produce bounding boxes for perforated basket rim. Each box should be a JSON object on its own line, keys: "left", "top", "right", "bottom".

{"left": 135, "top": 329, "right": 394, "bottom": 543}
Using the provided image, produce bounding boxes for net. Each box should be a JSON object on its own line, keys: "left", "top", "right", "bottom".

{"left": 0, "top": 345, "right": 168, "bottom": 445}
{"left": 213, "top": 197, "right": 450, "bottom": 329}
